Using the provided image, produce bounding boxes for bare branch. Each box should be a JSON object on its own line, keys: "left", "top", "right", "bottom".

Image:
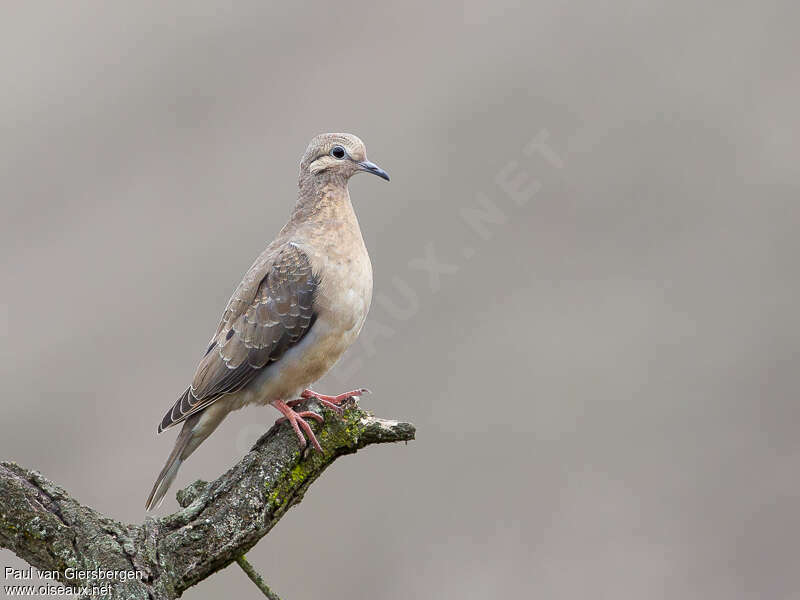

{"left": 236, "top": 555, "right": 283, "bottom": 600}
{"left": 0, "top": 400, "right": 414, "bottom": 599}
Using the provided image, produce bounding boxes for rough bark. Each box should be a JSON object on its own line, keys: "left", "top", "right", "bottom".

{"left": 0, "top": 400, "right": 415, "bottom": 599}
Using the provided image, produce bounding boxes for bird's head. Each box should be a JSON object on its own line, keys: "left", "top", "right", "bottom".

{"left": 299, "top": 133, "right": 389, "bottom": 187}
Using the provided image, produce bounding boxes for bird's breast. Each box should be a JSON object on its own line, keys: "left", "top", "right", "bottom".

{"left": 316, "top": 241, "right": 372, "bottom": 338}
{"left": 291, "top": 209, "right": 373, "bottom": 366}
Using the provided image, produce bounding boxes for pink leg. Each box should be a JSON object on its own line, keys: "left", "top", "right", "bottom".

{"left": 270, "top": 399, "right": 323, "bottom": 452}
{"left": 274, "top": 411, "right": 324, "bottom": 425}
{"left": 288, "top": 388, "right": 370, "bottom": 415}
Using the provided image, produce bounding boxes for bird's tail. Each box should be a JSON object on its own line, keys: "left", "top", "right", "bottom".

{"left": 145, "top": 412, "right": 203, "bottom": 511}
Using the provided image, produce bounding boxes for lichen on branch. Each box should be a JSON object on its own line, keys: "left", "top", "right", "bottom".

{"left": 0, "top": 400, "right": 414, "bottom": 600}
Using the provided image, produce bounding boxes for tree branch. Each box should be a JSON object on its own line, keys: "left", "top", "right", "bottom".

{"left": 236, "top": 555, "right": 282, "bottom": 600}
{"left": 0, "top": 400, "right": 414, "bottom": 599}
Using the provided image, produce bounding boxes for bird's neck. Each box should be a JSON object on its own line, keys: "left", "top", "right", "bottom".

{"left": 289, "top": 178, "right": 355, "bottom": 227}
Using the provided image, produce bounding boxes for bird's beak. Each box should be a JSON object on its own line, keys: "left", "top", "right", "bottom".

{"left": 357, "top": 160, "right": 390, "bottom": 181}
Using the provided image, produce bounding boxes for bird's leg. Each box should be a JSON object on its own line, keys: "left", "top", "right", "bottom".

{"left": 275, "top": 388, "right": 368, "bottom": 450}
{"left": 270, "top": 399, "right": 323, "bottom": 452}
{"left": 287, "top": 388, "right": 371, "bottom": 415}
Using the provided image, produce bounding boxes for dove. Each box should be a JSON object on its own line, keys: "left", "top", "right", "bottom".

{"left": 145, "top": 133, "right": 388, "bottom": 510}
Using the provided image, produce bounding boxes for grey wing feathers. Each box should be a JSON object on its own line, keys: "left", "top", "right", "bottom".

{"left": 158, "top": 244, "right": 318, "bottom": 433}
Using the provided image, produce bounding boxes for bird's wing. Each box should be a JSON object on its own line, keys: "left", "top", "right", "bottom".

{"left": 158, "top": 243, "right": 318, "bottom": 433}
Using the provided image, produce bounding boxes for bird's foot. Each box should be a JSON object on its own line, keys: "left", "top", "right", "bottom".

{"left": 289, "top": 388, "right": 371, "bottom": 416}
{"left": 271, "top": 399, "right": 323, "bottom": 452}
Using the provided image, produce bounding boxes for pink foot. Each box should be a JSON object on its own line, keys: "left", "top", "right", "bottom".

{"left": 289, "top": 388, "right": 371, "bottom": 415}
{"left": 271, "top": 399, "right": 323, "bottom": 452}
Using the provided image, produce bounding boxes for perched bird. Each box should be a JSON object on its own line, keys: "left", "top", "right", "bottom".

{"left": 145, "top": 133, "right": 389, "bottom": 511}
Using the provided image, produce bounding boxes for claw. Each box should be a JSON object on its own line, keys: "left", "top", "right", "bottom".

{"left": 300, "top": 387, "right": 371, "bottom": 405}
{"left": 271, "top": 400, "right": 323, "bottom": 451}
{"left": 317, "top": 399, "right": 344, "bottom": 416}
{"left": 282, "top": 388, "right": 369, "bottom": 430}
{"left": 275, "top": 410, "right": 323, "bottom": 425}
{"left": 286, "top": 397, "right": 345, "bottom": 415}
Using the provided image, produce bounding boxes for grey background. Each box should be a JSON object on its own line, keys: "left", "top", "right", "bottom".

{"left": 2, "top": 2, "right": 799, "bottom": 599}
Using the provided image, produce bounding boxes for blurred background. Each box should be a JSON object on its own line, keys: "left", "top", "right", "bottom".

{"left": 2, "top": 1, "right": 799, "bottom": 598}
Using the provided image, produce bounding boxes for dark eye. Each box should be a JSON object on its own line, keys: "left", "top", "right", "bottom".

{"left": 330, "top": 145, "right": 346, "bottom": 159}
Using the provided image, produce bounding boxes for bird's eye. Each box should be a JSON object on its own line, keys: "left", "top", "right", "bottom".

{"left": 330, "top": 145, "right": 346, "bottom": 159}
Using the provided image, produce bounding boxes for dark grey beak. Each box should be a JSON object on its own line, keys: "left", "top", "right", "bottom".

{"left": 358, "top": 160, "right": 390, "bottom": 181}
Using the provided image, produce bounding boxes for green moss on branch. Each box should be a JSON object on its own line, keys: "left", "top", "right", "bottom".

{"left": 1, "top": 399, "right": 414, "bottom": 600}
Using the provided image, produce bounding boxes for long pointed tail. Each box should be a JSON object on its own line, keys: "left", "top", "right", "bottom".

{"left": 145, "top": 413, "right": 202, "bottom": 511}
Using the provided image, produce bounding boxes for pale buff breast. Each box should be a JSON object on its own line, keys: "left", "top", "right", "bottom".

{"left": 299, "top": 200, "right": 373, "bottom": 339}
